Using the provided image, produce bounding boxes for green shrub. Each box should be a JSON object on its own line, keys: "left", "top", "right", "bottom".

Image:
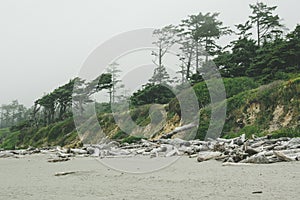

{"left": 270, "top": 126, "right": 300, "bottom": 138}
{"left": 130, "top": 84, "right": 175, "bottom": 106}
{"left": 47, "top": 118, "right": 75, "bottom": 141}
{"left": 121, "top": 135, "right": 146, "bottom": 144}
{"left": 223, "top": 77, "right": 259, "bottom": 98}
{"left": 112, "top": 129, "right": 128, "bottom": 140}
{"left": 223, "top": 125, "right": 262, "bottom": 139}
{"left": 0, "top": 131, "right": 20, "bottom": 150}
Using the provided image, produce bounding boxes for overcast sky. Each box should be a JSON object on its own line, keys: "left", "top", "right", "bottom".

{"left": 0, "top": 0, "right": 299, "bottom": 107}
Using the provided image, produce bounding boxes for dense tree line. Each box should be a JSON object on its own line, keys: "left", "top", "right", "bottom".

{"left": 215, "top": 3, "right": 299, "bottom": 81}
{"left": 149, "top": 12, "right": 231, "bottom": 84}
{"left": 132, "top": 2, "right": 299, "bottom": 106}
{"left": 0, "top": 100, "right": 29, "bottom": 128}
{"left": 31, "top": 74, "right": 112, "bottom": 127}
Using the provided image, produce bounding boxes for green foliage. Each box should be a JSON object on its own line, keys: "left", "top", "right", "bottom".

{"left": 223, "top": 77, "right": 259, "bottom": 97}
{"left": 192, "top": 81, "right": 210, "bottom": 107}
{"left": 193, "top": 77, "right": 300, "bottom": 139}
{"left": 0, "top": 117, "right": 77, "bottom": 149}
{"left": 10, "top": 120, "right": 31, "bottom": 132}
{"left": 121, "top": 135, "right": 146, "bottom": 144}
{"left": 106, "top": 62, "right": 122, "bottom": 104}
{"left": 95, "top": 102, "right": 112, "bottom": 115}
{"left": 270, "top": 126, "right": 300, "bottom": 139}
{"left": 223, "top": 125, "right": 262, "bottom": 139}
{"left": 149, "top": 65, "right": 171, "bottom": 84}
{"left": 0, "top": 128, "right": 12, "bottom": 148}
{"left": 97, "top": 114, "right": 117, "bottom": 135}
{"left": 191, "top": 77, "right": 259, "bottom": 107}
{"left": 224, "top": 78, "right": 300, "bottom": 136}
{"left": 129, "top": 105, "right": 152, "bottom": 126}
{"left": 248, "top": 2, "right": 284, "bottom": 47}
{"left": 0, "top": 130, "right": 20, "bottom": 150}
{"left": 47, "top": 118, "right": 75, "bottom": 142}
{"left": 215, "top": 4, "right": 299, "bottom": 82}
{"left": 0, "top": 100, "right": 29, "bottom": 128}
{"left": 179, "top": 12, "right": 231, "bottom": 56}
{"left": 195, "top": 108, "right": 211, "bottom": 140}
{"left": 130, "top": 84, "right": 175, "bottom": 106}
{"left": 112, "top": 129, "right": 128, "bottom": 140}
{"left": 216, "top": 38, "right": 258, "bottom": 77}
{"left": 0, "top": 128, "right": 10, "bottom": 140}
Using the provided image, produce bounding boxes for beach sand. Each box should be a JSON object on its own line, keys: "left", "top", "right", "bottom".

{"left": 0, "top": 154, "right": 299, "bottom": 200}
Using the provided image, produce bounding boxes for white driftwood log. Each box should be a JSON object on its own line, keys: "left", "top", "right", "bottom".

{"left": 240, "top": 155, "right": 271, "bottom": 164}
{"left": 165, "top": 147, "right": 180, "bottom": 157}
{"left": 222, "top": 162, "right": 254, "bottom": 166}
{"left": 197, "top": 152, "right": 222, "bottom": 162}
{"left": 161, "top": 122, "right": 197, "bottom": 139}
{"left": 273, "top": 151, "right": 294, "bottom": 162}
{"left": 70, "top": 149, "right": 87, "bottom": 154}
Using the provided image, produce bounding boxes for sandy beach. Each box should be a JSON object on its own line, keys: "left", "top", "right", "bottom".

{"left": 0, "top": 155, "right": 299, "bottom": 200}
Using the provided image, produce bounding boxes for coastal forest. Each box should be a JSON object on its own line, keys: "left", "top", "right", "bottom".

{"left": 0, "top": 2, "right": 299, "bottom": 150}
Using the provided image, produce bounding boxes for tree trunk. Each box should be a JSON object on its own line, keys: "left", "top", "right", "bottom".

{"left": 159, "top": 47, "right": 162, "bottom": 69}
{"left": 205, "top": 36, "right": 208, "bottom": 62}
{"left": 196, "top": 40, "right": 199, "bottom": 72}
{"left": 186, "top": 51, "right": 192, "bottom": 80}
{"left": 257, "top": 18, "right": 260, "bottom": 47}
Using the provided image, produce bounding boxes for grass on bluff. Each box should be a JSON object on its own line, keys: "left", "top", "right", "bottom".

{"left": 0, "top": 128, "right": 20, "bottom": 150}
{"left": 196, "top": 77, "right": 300, "bottom": 140}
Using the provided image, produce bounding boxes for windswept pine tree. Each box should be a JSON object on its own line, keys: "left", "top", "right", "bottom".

{"left": 149, "top": 25, "right": 177, "bottom": 85}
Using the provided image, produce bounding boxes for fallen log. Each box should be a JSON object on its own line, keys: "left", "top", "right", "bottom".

{"left": 251, "top": 141, "right": 265, "bottom": 148}
{"left": 273, "top": 151, "right": 294, "bottom": 162}
{"left": 240, "top": 154, "right": 272, "bottom": 164}
{"left": 57, "top": 152, "right": 73, "bottom": 158}
{"left": 273, "top": 145, "right": 287, "bottom": 150}
{"left": 104, "top": 155, "right": 134, "bottom": 159}
{"left": 216, "top": 138, "right": 232, "bottom": 143}
{"left": 165, "top": 147, "right": 180, "bottom": 157}
{"left": 189, "top": 154, "right": 198, "bottom": 158}
{"left": 280, "top": 148, "right": 300, "bottom": 155}
{"left": 70, "top": 149, "right": 87, "bottom": 154}
{"left": 197, "top": 152, "right": 222, "bottom": 162}
{"left": 252, "top": 191, "right": 263, "bottom": 194}
{"left": 54, "top": 171, "right": 76, "bottom": 176}
{"left": 161, "top": 122, "right": 197, "bottom": 139}
{"left": 48, "top": 158, "right": 70, "bottom": 163}
{"left": 245, "top": 147, "right": 260, "bottom": 156}
{"left": 0, "top": 152, "right": 15, "bottom": 158}
{"left": 222, "top": 162, "right": 254, "bottom": 166}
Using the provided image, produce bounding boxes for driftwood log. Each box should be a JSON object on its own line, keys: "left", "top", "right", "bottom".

{"left": 1, "top": 133, "right": 299, "bottom": 166}
{"left": 197, "top": 152, "right": 222, "bottom": 162}
{"left": 54, "top": 171, "right": 76, "bottom": 176}
{"left": 273, "top": 151, "right": 294, "bottom": 162}
{"left": 48, "top": 158, "right": 70, "bottom": 163}
{"left": 161, "top": 122, "right": 197, "bottom": 139}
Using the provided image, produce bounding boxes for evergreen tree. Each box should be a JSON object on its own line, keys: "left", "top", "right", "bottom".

{"left": 249, "top": 2, "right": 284, "bottom": 47}
{"left": 106, "top": 62, "right": 122, "bottom": 104}
{"left": 178, "top": 12, "right": 231, "bottom": 72}
{"left": 150, "top": 25, "right": 177, "bottom": 84}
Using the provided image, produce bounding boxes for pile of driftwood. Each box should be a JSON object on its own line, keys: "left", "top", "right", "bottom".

{"left": 1, "top": 134, "right": 300, "bottom": 165}
{"left": 196, "top": 134, "right": 300, "bottom": 165}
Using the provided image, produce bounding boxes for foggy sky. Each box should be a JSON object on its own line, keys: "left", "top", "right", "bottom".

{"left": 0, "top": 0, "right": 299, "bottom": 107}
